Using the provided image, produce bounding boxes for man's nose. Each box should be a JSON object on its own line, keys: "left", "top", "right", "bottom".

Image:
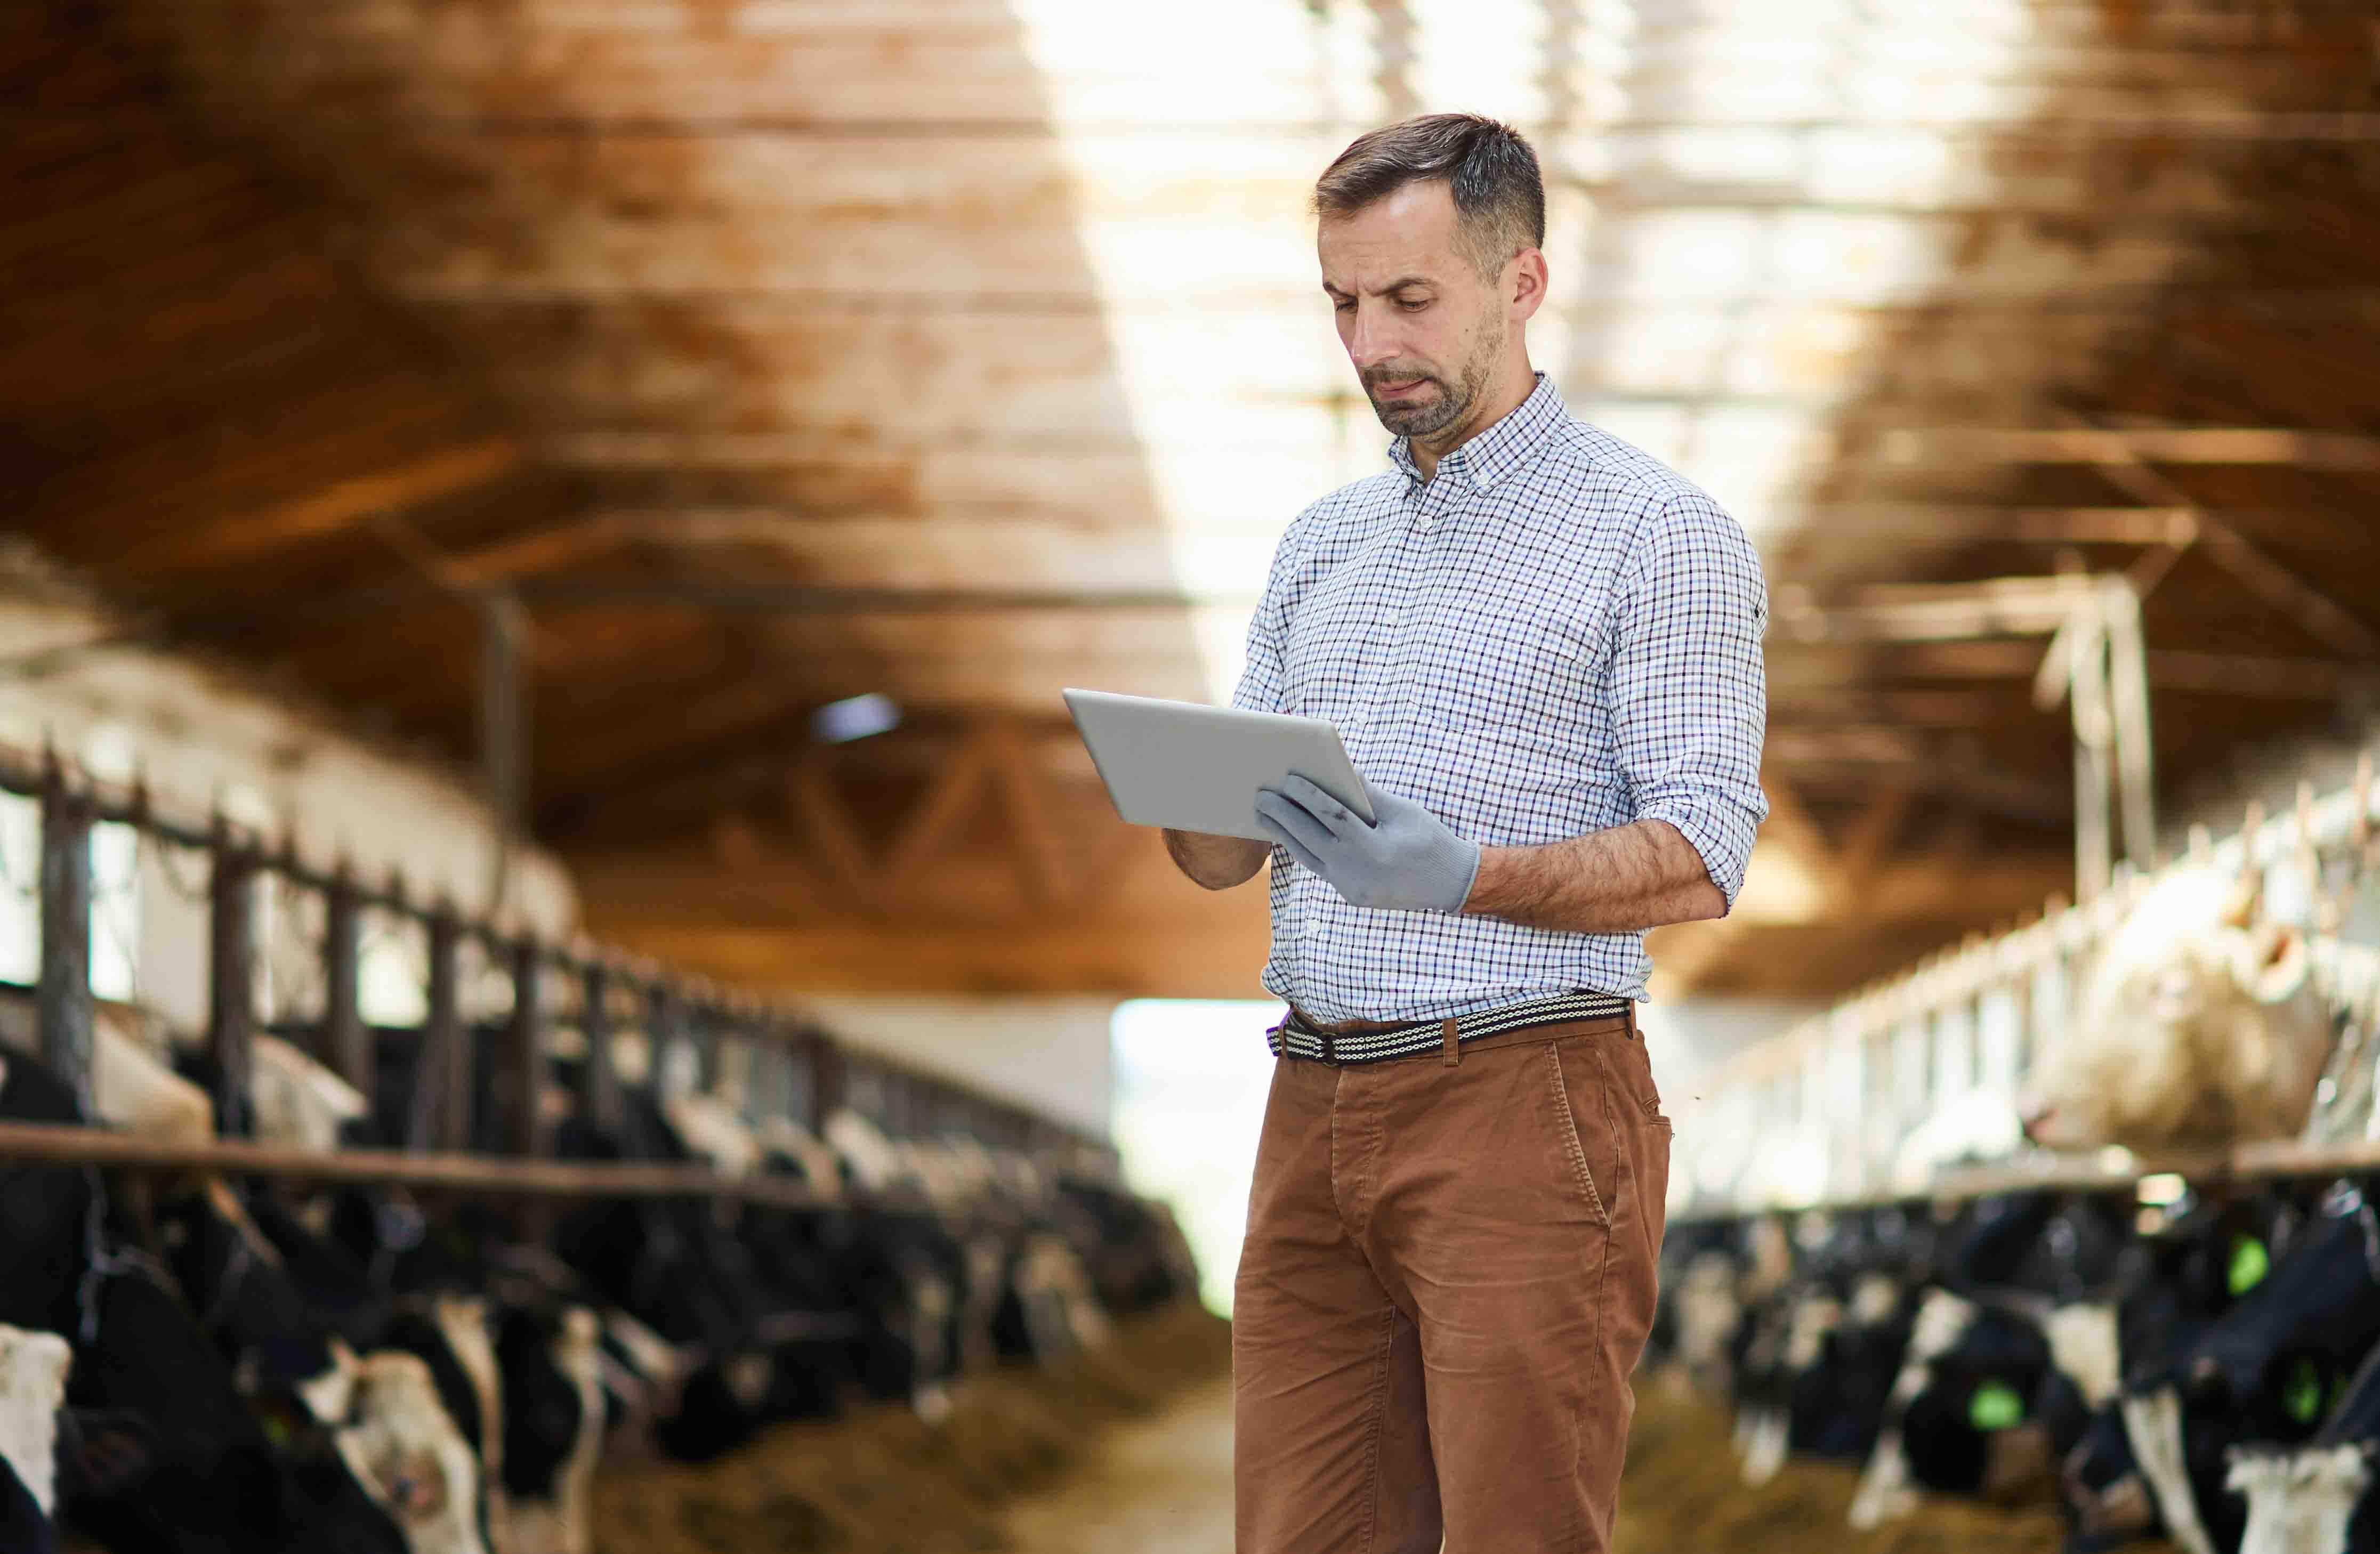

{"left": 1345, "top": 306, "right": 1401, "bottom": 371}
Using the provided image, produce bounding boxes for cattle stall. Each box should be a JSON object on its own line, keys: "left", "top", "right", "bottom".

{"left": 0, "top": 741, "right": 1215, "bottom": 1554}
{"left": 1641, "top": 747, "right": 2380, "bottom": 1554}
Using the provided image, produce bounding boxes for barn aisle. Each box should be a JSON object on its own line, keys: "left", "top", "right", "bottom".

{"left": 997, "top": 1374, "right": 1236, "bottom": 1554}
{"left": 989, "top": 1365, "right": 2137, "bottom": 1554}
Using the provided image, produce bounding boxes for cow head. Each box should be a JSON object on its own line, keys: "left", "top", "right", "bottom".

{"left": 2227, "top": 1444, "right": 2373, "bottom": 1554}
{"left": 331, "top": 1352, "right": 489, "bottom": 1554}
{"left": 2060, "top": 1402, "right": 2161, "bottom": 1553}
{"left": 251, "top": 1035, "right": 370, "bottom": 1153}
{"left": 493, "top": 1307, "right": 605, "bottom": 1554}
{"left": 2021, "top": 870, "right": 2334, "bottom": 1154}
{"left": 0, "top": 1325, "right": 70, "bottom": 1523}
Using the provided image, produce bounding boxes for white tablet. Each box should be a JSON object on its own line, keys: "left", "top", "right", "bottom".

{"left": 1062, "top": 688, "right": 1375, "bottom": 843}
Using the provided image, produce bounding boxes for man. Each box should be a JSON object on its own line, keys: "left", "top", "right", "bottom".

{"left": 1163, "top": 114, "right": 1768, "bottom": 1553}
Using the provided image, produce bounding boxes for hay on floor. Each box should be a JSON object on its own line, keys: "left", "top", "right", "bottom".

{"left": 593, "top": 1301, "right": 1232, "bottom": 1554}
{"left": 1616, "top": 1378, "right": 2173, "bottom": 1554}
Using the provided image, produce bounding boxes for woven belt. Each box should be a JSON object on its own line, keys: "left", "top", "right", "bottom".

{"left": 1267, "top": 991, "right": 1631, "bottom": 1066}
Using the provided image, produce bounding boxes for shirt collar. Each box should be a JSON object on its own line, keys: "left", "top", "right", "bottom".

{"left": 1385, "top": 371, "right": 1566, "bottom": 490}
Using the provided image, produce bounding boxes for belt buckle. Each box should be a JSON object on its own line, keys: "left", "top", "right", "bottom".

{"left": 1319, "top": 1030, "right": 1338, "bottom": 1065}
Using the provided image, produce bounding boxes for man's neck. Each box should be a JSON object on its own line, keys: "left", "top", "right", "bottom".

{"left": 1408, "top": 358, "right": 1538, "bottom": 482}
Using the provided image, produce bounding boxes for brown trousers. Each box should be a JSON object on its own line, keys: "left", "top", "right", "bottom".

{"left": 1233, "top": 1010, "right": 1672, "bottom": 1554}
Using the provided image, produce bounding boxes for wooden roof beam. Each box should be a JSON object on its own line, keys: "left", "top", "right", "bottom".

{"left": 2062, "top": 415, "right": 2380, "bottom": 660}
{"left": 1775, "top": 574, "right": 2094, "bottom": 644}
{"left": 140, "top": 438, "right": 522, "bottom": 574}
{"left": 1875, "top": 427, "right": 2380, "bottom": 472}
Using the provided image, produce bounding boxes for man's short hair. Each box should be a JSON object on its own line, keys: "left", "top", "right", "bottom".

{"left": 1312, "top": 114, "right": 1546, "bottom": 278}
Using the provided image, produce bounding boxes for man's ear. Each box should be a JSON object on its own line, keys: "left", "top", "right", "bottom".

{"left": 1510, "top": 248, "right": 1549, "bottom": 323}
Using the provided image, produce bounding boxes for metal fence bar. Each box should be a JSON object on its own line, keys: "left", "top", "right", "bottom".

{"left": 503, "top": 937, "right": 547, "bottom": 1159}
{"left": 0, "top": 1120, "right": 843, "bottom": 1204}
{"left": 37, "top": 762, "right": 93, "bottom": 1115}
{"left": 422, "top": 910, "right": 464, "bottom": 1152}
{"left": 0, "top": 742, "right": 1114, "bottom": 1177}
{"left": 322, "top": 869, "right": 369, "bottom": 1100}
{"left": 582, "top": 962, "right": 621, "bottom": 1134}
{"left": 1687, "top": 739, "right": 2380, "bottom": 1218}
{"left": 208, "top": 828, "right": 256, "bottom": 1137}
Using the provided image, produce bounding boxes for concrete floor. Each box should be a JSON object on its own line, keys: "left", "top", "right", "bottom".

{"left": 997, "top": 1375, "right": 1236, "bottom": 1554}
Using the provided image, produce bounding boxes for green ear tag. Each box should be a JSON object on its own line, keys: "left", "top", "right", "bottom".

{"left": 2228, "top": 1236, "right": 2271, "bottom": 1297}
{"left": 1968, "top": 1379, "right": 2026, "bottom": 1432}
{"left": 2285, "top": 1361, "right": 2327, "bottom": 1426}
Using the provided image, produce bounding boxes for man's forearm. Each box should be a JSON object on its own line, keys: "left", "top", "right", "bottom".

{"left": 1164, "top": 829, "right": 1271, "bottom": 891}
{"left": 1461, "top": 819, "right": 1725, "bottom": 934}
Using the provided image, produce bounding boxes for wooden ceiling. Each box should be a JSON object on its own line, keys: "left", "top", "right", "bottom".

{"left": 7, "top": 1, "right": 2380, "bottom": 1001}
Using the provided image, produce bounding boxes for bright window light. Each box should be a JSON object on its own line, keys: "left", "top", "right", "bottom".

{"left": 1110, "top": 998, "right": 1279, "bottom": 1316}
{"left": 811, "top": 693, "right": 900, "bottom": 745}
{"left": 0, "top": 793, "right": 35, "bottom": 986}
{"left": 88, "top": 821, "right": 139, "bottom": 1002}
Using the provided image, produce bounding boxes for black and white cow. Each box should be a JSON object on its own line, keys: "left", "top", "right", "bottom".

{"left": 1846, "top": 1194, "right": 2135, "bottom": 1528}
{"left": 2056, "top": 1188, "right": 2303, "bottom": 1554}
{"left": 2124, "top": 1183, "right": 2380, "bottom": 1554}
{"left": 0, "top": 1041, "right": 419, "bottom": 1554}
{"left": 2227, "top": 1337, "right": 2380, "bottom": 1554}
{"left": 0, "top": 1323, "right": 70, "bottom": 1554}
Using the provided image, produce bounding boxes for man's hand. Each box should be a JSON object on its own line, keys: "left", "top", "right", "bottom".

{"left": 1253, "top": 775, "right": 1481, "bottom": 912}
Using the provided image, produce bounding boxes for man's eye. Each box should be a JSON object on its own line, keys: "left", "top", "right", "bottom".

{"left": 1398, "top": 299, "right": 1430, "bottom": 312}
{"left": 1333, "top": 299, "right": 1355, "bottom": 313}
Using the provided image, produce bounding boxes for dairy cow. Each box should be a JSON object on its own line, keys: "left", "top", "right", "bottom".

{"left": 0, "top": 1040, "right": 417, "bottom": 1553}
{"left": 2056, "top": 1190, "right": 2302, "bottom": 1554}
{"left": 2124, "top": 1185, "right": 2380, "bottom": 1554}
{"left": 0, "top": 1324, "right": 70, "bottom": 1554}
{"left": 2228, "top": 1337, "right": 2380, "bottom": 1554}
{"left": 2022, "top": 870, "right": 2338, "bottom": 1155}
{"left": 1846, "top": 1194, "right": 2133, "bottom": 1529}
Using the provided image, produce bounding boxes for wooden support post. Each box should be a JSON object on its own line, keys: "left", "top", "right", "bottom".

{"left": 582, "top": 964, "right": 622, "bottom": 1134}
{"left": 479, "top": 592, "right": 528, "bottom": 917}
{"left": 2070, "top": 604, "right": 2118, "bottom": 902}
{"left": 504, "top": 940, "right": 547, "bottom": 1159}
{"left": 209, "top": 831, "right": 257, "bottom": 1137}
{"left": 412, "top": 911, "right": 464, "bottom": 1152}
{"left": 2103, "top": 578, "right": 2159, "bottom": 867}
{"left": 37, "top": 760, "right": 93, "bottom": 1116}
{"left": 323, "top": 870, "right": 369, "bottom": 1100}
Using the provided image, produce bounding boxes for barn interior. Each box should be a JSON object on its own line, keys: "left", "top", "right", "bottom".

{"left": 5, "top": 1, "right": 2380, "bottom": 1551}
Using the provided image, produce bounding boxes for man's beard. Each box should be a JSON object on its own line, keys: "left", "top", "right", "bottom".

{"left": 1363, "top": 316, "right": 1503, "bottom": 440}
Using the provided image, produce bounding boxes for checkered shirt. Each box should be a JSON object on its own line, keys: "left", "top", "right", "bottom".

{"left": 1232, "top": 372, "right": 1769, "bottom": 1023}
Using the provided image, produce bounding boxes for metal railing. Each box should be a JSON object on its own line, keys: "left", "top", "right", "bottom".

{"left": 1680, "top": 749, "right": 2380, "bottom": 1219}
{"left": 3, "top": 739, "right": 1115, "bottom": 1199}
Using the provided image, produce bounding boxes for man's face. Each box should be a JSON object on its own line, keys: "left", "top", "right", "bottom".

{"left": 1318, "top": 180, "right": 1508, "bottom": 441}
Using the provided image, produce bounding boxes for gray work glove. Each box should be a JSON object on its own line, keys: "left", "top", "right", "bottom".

{"left": 1253, "top": 774, "right": 1481, "bottom": 913}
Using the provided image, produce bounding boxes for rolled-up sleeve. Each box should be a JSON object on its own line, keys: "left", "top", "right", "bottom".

{"left": 1608, "top": 491, "right": 1770, "bottom": 907}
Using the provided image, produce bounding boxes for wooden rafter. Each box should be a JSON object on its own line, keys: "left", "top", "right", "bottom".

{"left": 1877, "top": 426, "right": 2380, "bottom": 471}
{"left": 140, "top": 439, "right": 521, "bottom": 574}
{"left": 980, "top": 718, "right": 1071, "bottom": 911}
{"left": 2061, "top": 412, "right": 2380, "bottom": 659}
{"left": 787, "top": 757, "right": 874, "bottom": 902}
{"left": 880, "top": 726, "right": 998, "bottom": 895}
